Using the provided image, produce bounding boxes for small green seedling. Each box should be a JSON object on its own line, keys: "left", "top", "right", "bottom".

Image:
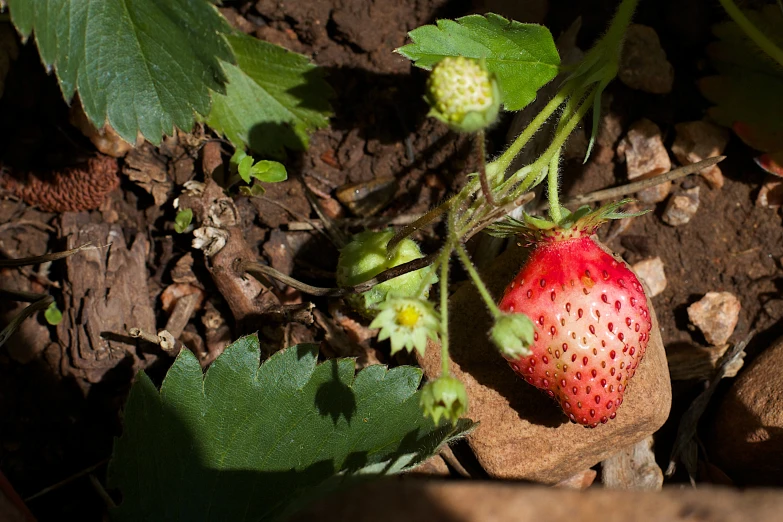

{"left": 174, "top": 208, "right": 193, "bottom": 234}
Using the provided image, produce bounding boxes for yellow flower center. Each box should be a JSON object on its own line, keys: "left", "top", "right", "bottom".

{"left": 395, "top": 305, "right": 421, "bottom": 328}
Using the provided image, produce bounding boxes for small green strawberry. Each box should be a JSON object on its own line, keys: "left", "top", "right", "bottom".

{"left": 426, "top": 56, "right": 500, "bottom": 133}
{"left": 336, "top": 230, "right": 435, "bottom": 317}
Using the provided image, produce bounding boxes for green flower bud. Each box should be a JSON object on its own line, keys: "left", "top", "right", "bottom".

{"left": 336, "top": 230, "right": 436, "bottom": 317}
{"left": 420, "top": 375, "right": 468, "bottom": 425}
{"left": 425, "top": 56, "right": 500, "bottom": 133}
{"left": 370, "top": 297, "right": 440, "bottom": 356}
{"left": 491, "top": 312, "right": 535, "bottom": 359}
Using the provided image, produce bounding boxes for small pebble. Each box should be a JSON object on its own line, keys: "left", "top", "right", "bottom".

{"left": 687, "top": 292, "right": 741, "bottom": 346}
{"left": 617, "top": 119, "right": 672, "bottom": 204}
{"left": 671, "top": 121, "right": 730, "bottom": 189}
{"left": 662, "top": 187, "right": 699, "bottom": 226}
{"left": 756, "top": 175, "right": 783, "bottom": 208}
{"left": 632, "top": 257, "right": 667, "bottom": 297}
{"left": 619, "top": 24, "right": 674, "bottom": 94}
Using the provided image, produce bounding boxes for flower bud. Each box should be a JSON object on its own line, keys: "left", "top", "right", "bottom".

{"left": 426, "top": 56, "right": 500, "bottom": 133}
{"left": 419, "top": 375, "right": 468, "bottom": 425}
{"left": 491, "top": 312, "right": 534, "bottom": 359}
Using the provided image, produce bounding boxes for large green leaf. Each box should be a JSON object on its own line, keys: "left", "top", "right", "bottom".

{"left": 207, "top": 33, "right": 333, "bottom": 158}
{"left": 397, "top": 13, "right": 560, "bottom": 111}
{"left": 8, "top": 0, "right": 233, "bottom": 144}
{"left": 108, "top": 336, "right": 473, "bottom": 522}
{"left": 700, "top": 5, "right": 783, "bottom": 133}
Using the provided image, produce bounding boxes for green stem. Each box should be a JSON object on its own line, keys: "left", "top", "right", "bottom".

{"left": 547, "top": 146, "right": 563, "bottom": 223}
{"left": 604, "top": 0, "right": 640, "bottom": 50}
{"left": 718, "top": 0, "right": 783, "bottom": 68}
{"left": 486, "top": 84, "right": 573, "bottom": 176}
{"left": 504, "top": 86, "right": 595, "bottom": 201}
{"left": 454, "top": 241, "right": 502, "bottom": 319}
{"left": 439, "top": 245, "right": 450, "bottom": 376}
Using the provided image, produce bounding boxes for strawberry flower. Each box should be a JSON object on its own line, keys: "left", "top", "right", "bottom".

{"left": 370, "top": 296, "right": 440, "bottom": 356}
{"left": 419, "top": 375, "right": 468, "bottom": 425}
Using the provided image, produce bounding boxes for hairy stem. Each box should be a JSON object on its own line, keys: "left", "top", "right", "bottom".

{"left": 487, "top": 84, "right": 573, "bottom": 176}
{"left": 547, "top": 146, "right": 563, "bottom": 223}
{"left": 454, "top": 241, "right": 501, "bottom": 319}
{"left": 439, "top": 244, "right": 451, "bottom": 376}
{"left": 476, "top": 130, "right": 496, "bottom": 207}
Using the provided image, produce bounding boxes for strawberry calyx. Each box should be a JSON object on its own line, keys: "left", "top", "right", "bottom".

{"left": 487, "top": 198, "right": 648, "bottom": 242}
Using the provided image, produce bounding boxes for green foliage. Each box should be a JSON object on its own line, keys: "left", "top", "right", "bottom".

{"left": 108, "top": 336, "right": 473, "bottom": 521}
{"left": 207, "top": 33, "right": 333, "bottom": 158}
{"left": 230, "top": 149, "right": 287, "bottom": 185}
{"left": 43, "top": 301, "right": 62, "bottom": 326}
{"left": 701, "top": 5, "right": 783, "bottom": 135}
{"left": 397, "top": 13, "right": 560, "bottom": 111}
{"left": 8, "top": 0, "right": 233, "bottom": 145}
{"left": 174, "top": 208, "right": 193, "bottom": 234}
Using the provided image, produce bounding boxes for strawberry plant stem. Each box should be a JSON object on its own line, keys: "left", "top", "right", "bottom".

{"left": 487, "top": 85, "right": 573, "bottom": 177}
{"left": 455, "top": 241, "right": 501, "bottom": 319}
{"left": 439, "top": 244, "right": 451, "bottom": 376}
{"left": 547, "top": 146, "right": 563, "bottom": 223}
{"left": 476, "top": 130, "right": 496, "bottom": 207}
{"left": 718, "top": 0, "right": 783, "bottom": 68}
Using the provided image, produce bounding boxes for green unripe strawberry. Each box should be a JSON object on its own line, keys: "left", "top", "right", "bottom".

{"left": 425, "top": 56, "right": 500, "bottom": 133}
{"left": 337, "top": 230, "right": 435, "bottom": 317}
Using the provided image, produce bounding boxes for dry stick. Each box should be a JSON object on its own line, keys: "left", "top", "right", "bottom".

{"left": 0, "top": 292, "right": 53, "bottom": 349}
{"left": 240, "top": 253, "right": 438, "bottom": 298}
{"left": 557, "top": 156, "right": 726, "bottom": 208}
{"left": 25, "top": 459, "right": 109, "bottom": 502}
{"left": 287, "top": 213, "right": 424, "bottom": 231}
{"left": 0, "top": 242, "right": 98, "bottom": 267}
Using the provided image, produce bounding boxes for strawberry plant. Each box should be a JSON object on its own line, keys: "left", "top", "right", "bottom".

{"left": 347, "top": 0, "right": 651, "bottom": 426}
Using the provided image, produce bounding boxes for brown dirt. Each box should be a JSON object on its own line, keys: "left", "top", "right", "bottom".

{"left": 0, "top": 0, "right": 782, "bottom": 519}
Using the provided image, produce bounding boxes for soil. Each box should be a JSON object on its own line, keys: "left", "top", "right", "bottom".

{"left": 0, "top": 0, "right": 781, "bottom": 519}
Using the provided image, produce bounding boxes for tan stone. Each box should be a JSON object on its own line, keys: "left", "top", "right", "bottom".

{"left": 617, "top": 119, "right": 672, "bottom": 204}
{"left": 671, "top": 121, "right": 730, "bottom": 189}
{"left": 632, "top": 257, "right": 667, "bottom": 297}
{"left": 291, "top": 478, "right": 783, "bottom": 522}
{"left": 687, "top": 291, "right": 741, "bottom": 346}
{"left": 601, "top": 436, "right": 663, "bottom": 490}
{"left": 416, "top": 243, "right": 671, "bottom": 483}
{"left": 662, "top": 187, "right": 700, "bottom": 226}
{"left": 710, "top": 336, "right": 783, "bottom": 486}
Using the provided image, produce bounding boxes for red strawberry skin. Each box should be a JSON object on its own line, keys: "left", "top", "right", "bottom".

{"left": 498, "top": 233, "right": 652, "bottom": 428}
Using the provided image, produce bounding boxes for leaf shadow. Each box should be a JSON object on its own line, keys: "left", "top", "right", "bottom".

{"left": 314, "top": 358, "right": 357, "bottom": 424}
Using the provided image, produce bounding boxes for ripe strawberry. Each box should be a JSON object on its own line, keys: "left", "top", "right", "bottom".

{"left": 498, "top": 222, "right": 652, "bottom": 428}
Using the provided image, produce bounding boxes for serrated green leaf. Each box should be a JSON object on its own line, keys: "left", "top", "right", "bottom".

{"left": 8, "top": 0, "right": 234, "bottom": 145}
{"left": 397, "top": 13, "right": 560, "bottom": 111}
{"left": 700, "top": 5, "right": 783, "bottom": 135}
{"left": 108, "top": 336, "right": 473, "bottom": 522}
{"left": 207, "top": 33, "right": 333, "bottom": 158}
